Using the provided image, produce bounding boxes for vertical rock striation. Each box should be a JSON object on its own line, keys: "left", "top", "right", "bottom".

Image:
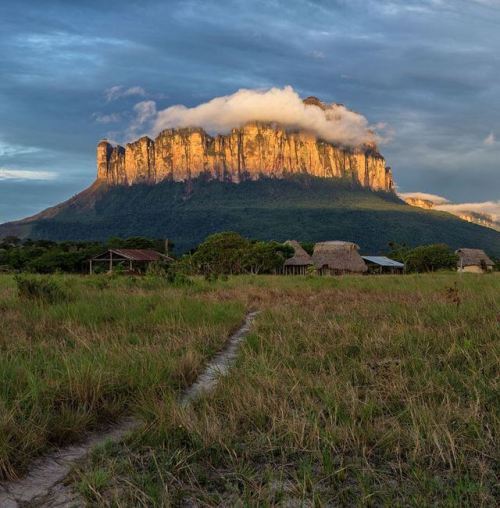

{"left": 97, "top": 107, "right": 394, "bottom": 191}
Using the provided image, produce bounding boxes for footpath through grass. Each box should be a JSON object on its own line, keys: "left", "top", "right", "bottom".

{"left": 0, "top": 274, "right": 245, "bottom": 480}
{"left": 72, "top": 273, "right": 499, "bottom": 506}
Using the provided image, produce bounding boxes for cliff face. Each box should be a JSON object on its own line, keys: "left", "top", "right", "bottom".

{"left": 403, "top": 197, "right": 435, "bottom": 210}
{"left": 97, "top": 123, "right": 394, "bottom": 192}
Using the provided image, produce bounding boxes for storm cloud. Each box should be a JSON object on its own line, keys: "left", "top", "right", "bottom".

{"left": 0, "top": 0, "right": 499, "bottom": 222}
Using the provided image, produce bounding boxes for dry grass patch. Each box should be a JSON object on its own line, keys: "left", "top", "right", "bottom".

{"left": 0, "top": 274, "right": 245, "bottom": 480}
{"left": 74, "top": 274, "right": 499, "bottom": 506}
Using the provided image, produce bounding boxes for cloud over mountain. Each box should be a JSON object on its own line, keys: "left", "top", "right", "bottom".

{"left": 129, "top": 86, "right": 381, "bottom": 147}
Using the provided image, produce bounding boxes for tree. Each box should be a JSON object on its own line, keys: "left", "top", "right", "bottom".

{"left": 243, "top": 241, "right": 293, "bottom": 274}
{"left": 191, "top": 232, "right": 293, "bottom": 275}
{"left": 107, "top": 236, "right": 164, "bottom": 252}
{"left": 389, "top": 243, "right": 457, "bottom": 272}
{"left": 192, "top": 232, "right": 250, "bottom": 275}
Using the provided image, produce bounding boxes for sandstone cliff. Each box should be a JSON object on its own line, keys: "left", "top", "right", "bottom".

{"left": 97, "top": 100, "right": 394, "bottom": 192}
{"left": 403, "top": 197, "right": 435, "bottom": 210}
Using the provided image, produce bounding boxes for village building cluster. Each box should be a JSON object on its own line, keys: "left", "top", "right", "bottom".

{"left": 89, "top": 243, "right": 494, "bottom": 275}
{"left": 283, "top": 241, "right": 404, "bottom": 275}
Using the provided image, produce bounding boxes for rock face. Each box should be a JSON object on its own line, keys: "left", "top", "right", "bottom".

{"left": 97, "top": 104, "right": 395, "bottom": 192}
{"left": 403, "top": 197, "right": 435, "bottom": 210}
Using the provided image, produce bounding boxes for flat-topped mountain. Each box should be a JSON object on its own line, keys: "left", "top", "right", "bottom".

{"left": 97, "top": 97, "right": 394, "bottom": 192}
{"left": 1, "top": 96, "right": 498, "bottom": 255}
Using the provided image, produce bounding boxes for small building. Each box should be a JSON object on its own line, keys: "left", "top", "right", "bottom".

{"left": 456, "top": 248, "right": 494, "bottom": 273}
{"left": 362, "top": 256, "right": 405, "bottom": 274}
{"left": 89, "top": 249, "right": 172, "bottom": 274}
{"left": 283, "top": 240, "right": 313, "bottom": 275}
{"left": 312, "top": 241, "right": 367, "bottom": 275}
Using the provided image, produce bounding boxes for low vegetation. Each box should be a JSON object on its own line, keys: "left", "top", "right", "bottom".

{"left": 3, "top": 177, "right": 499, "bottom": 255}
{"left": 0, "top": 236, "right": 167, "bottom": 274}
{"left": 3, "top": 232, "right": 495, "bottom": 276}
{"left": 19, "top": 273, "right": 491, "bottom": 506}
{"left": 0, "top": 274, "right": 245, "bottom": 479}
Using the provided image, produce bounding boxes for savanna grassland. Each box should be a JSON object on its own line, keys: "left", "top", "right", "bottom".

{"left": 0, "top": 274, "right": 245, "bottom": 480}
{"left": 67, "top": 273, "right": 498, "bottom": 507}
{"left": 0, "top": 273, "right": 499, "bottom": 506}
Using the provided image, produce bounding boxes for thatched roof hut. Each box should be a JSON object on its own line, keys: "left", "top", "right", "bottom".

{"left": 456, "top": 248, "right": 494, "bottom": 273}
{"left": 312, "top": 241, "right": 367, "bottom": 274}
{"left": 283, "top": 240, "right": 313, "bottom": 275}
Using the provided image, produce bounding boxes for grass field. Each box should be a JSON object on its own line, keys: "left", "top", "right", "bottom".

{"left": 0, "top": 274, "right": 245, "bottom": 480}
{"left": 1, "top": 273, "right": 498, "bottom": 505}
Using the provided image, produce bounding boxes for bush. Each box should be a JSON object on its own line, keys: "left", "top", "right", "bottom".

{"left": 14, "top": 275, "right": 67, "bottom": 304}
{"left": 389, "top": 243, "right": 458, "bottom": 273}
{"left": 191, "top": 232, "right": 293, "bottom": 275}
{"left": 166, "top": 271, "right": 193, "bottom": 286}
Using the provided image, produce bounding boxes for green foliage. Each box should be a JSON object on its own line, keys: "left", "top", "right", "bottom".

{"left": 491, "top": 257, "right": 500, "bottom": 271}
{"left": 14, "top": 274, "right": 67, "bottom": 303}
{"left": 12, "top": 176, "right": 499, "bottom": 256}
{"left": 0, "top": 238, "right": 101, "bottom": 273}
{"left": 192, "top": 232, "right": 249, "bottom": 275}
{"left": 300, "top": 242, "right": 315, "bottom": 256}
{"left": 191, "top": 232, "right": 292, "bottom": 275}
{"left": 107, "top": 236, "right": 167, "bottom": 252}
{"left": 0, "top": 236, "right": 170, "bottom": 274}
{"left": 145, "top": 261, "right": 168, "bottom": 277}
{"left": 389, "top": 242, "right": 458, "bottom": 272}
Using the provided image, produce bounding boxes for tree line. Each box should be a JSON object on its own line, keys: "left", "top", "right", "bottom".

{"left": 0, "top": 232, "right": 497, "bottom": 275}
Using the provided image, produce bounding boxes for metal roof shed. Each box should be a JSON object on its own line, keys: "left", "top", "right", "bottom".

{"left": 361, "top": 256, "right": 405, "bottom": 274}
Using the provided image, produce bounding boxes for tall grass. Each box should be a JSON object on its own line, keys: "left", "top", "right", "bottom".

{"left": 0, "top": 274, "right": 245, "bottom": 480}
{"left": 73, "top": 273, "right": 499, "bottom": 506}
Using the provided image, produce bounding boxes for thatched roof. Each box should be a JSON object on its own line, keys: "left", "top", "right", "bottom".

{"left": 455, "top": 248, "right": 494, "bottom": 267}
{"left": 283, "top": 240, "right": 313, "bottom": 266}
{"left": 312, "top": 241, "right": 367, "bottom": 273}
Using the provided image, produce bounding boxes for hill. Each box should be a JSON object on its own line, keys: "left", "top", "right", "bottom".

{"left": 1, "top": 176, "right": 499, "bottom": 255}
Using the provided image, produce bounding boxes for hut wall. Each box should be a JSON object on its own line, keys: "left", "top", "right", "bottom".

{"left": 459, "top": 265, "right": 489, "bottom": 273}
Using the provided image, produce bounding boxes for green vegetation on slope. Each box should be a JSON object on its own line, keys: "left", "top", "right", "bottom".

{"left": 2, "top": 176, "right": 499, "bottom": 255}
{"left": 70, "top": 274, "right": 500, "bottom": 506}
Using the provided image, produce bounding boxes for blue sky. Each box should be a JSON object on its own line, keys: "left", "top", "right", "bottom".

{"left": 0, "top": 0, "right": 499, "bottom": 222}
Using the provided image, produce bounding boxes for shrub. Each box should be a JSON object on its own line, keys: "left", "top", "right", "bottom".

{"left": 14, "top": 275, "right": 67, "bottom": 304}
{"left": 388, "top": 243, "right": 458, "bottom": 273}
{"left": 167, "top": 271, "right": 193, "bottom": 286}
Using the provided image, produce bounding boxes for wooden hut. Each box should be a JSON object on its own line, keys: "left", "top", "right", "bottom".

{"left": 456, "top": 248, "right": 494, "bottom": 273}
{"left": 283, "top": 240, "right": 313, "bottom": 275}
{"left": 362, "top": 256, "right": 405, "bottom": 274}
{"left": 89, "top": 249, "right": 172, "bottom": 274}
{"left": 312, "top": 241, "right": 367, "bottom": 275}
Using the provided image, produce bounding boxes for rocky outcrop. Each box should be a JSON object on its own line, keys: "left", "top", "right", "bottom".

{"left": 97, "top": 115, "right": 394, "bottom": 192}
{"left": 403, "top": 197, "right": 435, "bottom": 210}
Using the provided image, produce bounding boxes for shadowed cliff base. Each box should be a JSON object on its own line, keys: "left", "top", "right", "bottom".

{"left": 1, "top": 176, "right": 499, "bottom": 256}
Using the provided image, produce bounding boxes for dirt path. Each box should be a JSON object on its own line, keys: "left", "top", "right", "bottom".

{"left": 0, "top": 311, "right": 259, "bottom": 508}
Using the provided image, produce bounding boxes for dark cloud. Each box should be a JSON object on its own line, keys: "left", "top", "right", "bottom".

{"left": 0, "top": 0, "right": 499, "bottom": 221}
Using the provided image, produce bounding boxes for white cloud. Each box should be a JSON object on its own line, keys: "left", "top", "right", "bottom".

{"left": 105, "top": 85, "right": 146, "bottom": 102}
{"left": 398, "top": 191, "right": 450, "bottom": 204}
{"left": 437, "top": 201, "right": 500, "bottom": 222}
{"left": 483, "top": 132, "right": 496, "bottom": 146}
{"left": 400, "top": 191, "right": 500, "bottom": 222}
{"left": 92, "top": 112, "right": 122, "bottom": 124}
{"left": 0, "top": 169, "right": 57, "bottom": 181}
{"left": 127, "top": 100, "right": 157, "bottom": 138}
{"left": 310, "top": 50, "right": 326, "bottom": 60}
{"left": 132, "top": 86, "right": 381, "bottom": 147}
